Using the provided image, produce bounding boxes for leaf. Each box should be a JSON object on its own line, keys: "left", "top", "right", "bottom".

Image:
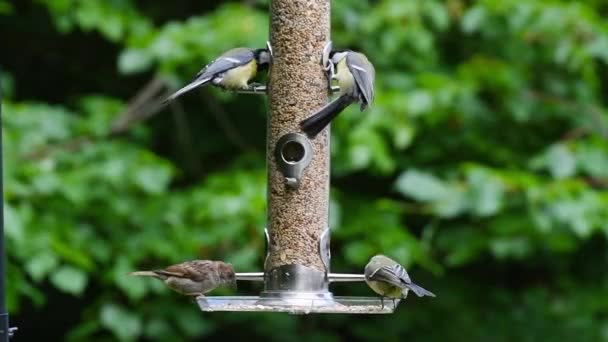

{"left": 461, "top": 6, "right": 486, "bottom": 33}
{"left": 394, "top": 169, "right": 451, "bottom": 202}
{"left": 575, "top": 141, "right": 608, "bottom": 178}
{"left": 100, "top": 304, "right": 142, "bottom": 341}
{"left": 25, "top": 252, "right": 59, "bottom": 282}
{"left": 174, "top": 308, "right": 214, "bottom": 337}
{"left": 113, "top": 257, "right": 148, "bottom": 300}
{"left": 78, "top": 96, "right": 124, "bottom": 136}
{"left": 133, "top": 165, "right": 173, "bottom": 194}
{"left": 531, "top": 143, "right": 577, "bottom": 179}
{"left": 50, "top": 266, "right": 88, "bottom": 295}
{"left": 51, "top": 237, "right": 95, "bottom": 270}
{"left": 546, "top": 144, "right": 576, "bottom": 179}
{"left": 432, "top": 188, "right": 468, "bottom": 218}
{"left": 436, "top": 227, "right": 487, "bottom": 267}
{"left": 406, "top": 90, "right": 434, "bottom": 116}
{"left": 144, "top": 319, "right": 171, "bottom": 339}
{"left": 4, "top": 203, "right": 25, "bottom": 244}
{"left": 344, "top": 241, "right": 376, "bottom": 265}
{"left": 118, "top": 49, "right": 153, "bottom": 74}
{"left": 490, "top": 237, "right": 532, "bottom": 259}
{"left": 466, "top": 168, "right": 505, "bottom": 217}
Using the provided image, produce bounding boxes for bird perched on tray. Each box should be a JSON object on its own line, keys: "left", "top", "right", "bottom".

{"left": 300, "top": 49, "right": 375, "bottom": 138}
{"left": 162, "top": 47, "right": 271, "bottom": 104}
{"left": 364, "top": 255, "right": 435, "bottom": 308}
{"left": 129, "top": 260, "right": 236, "bottom": 297}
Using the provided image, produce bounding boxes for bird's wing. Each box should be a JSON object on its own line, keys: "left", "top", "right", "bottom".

{"left": 369, "top": 264, "right": 411, "bottom": 288}
{"left": 195, "top": 48, "right": 255, "bottom": 80}
{"left": 346, "top": 52, "right": 375, "bottom": 106}
{"left": 161, "top": 261, "right": 214, "bottom": 282}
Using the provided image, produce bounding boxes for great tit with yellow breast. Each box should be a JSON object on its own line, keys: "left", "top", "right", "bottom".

{"left": 364, "top": 255, "right": 435, "bottom": 308}
{"left": 163, "top": 47, "right": 270, "bottom": 104}
{"left": 300, "top": 50, "right": 375, "bottom": 138}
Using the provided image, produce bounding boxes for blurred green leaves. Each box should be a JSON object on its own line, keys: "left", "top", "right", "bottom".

{"left": 4, "top": 0, "right": 608, "bottom": 340}
{"left": 119, "top": 4, "right": 268, "bottom": 78}
{"left": 395, "top": 166, "right": 505, "bottom": 218}
{"left": 36, "top": 0, "right": 151, "bottom": 42}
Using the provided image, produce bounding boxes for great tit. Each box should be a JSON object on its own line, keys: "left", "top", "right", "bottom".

{"left": 163, "top": 47, "right": 270, "bottom": 103}
{"left": 364, "top": 255, "right": 435, "bottom": 308}
{"left": 300, "top": 50, "right": 375, "bottom": 138}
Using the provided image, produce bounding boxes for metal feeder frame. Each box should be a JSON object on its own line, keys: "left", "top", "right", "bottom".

{"left": 0, "top": 69, "right": 16, "bottom": 340}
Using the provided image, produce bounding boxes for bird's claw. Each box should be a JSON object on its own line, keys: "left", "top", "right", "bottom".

{"left": 322, "top": 41, "right": 333, "bottom": 70}
{"left": 235, "top": 83, "right": 267, "bottom": 95}
{"left": 249, "top": 82, "right": 267, "bottom": 92}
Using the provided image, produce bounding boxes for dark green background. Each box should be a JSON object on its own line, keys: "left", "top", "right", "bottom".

{"left": 2, "top": 0, "right": 608, "bottom": 341}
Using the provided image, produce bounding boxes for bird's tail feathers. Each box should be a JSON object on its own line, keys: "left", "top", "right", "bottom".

{"left": 128, "top": 271, "right": 162, "bottom": 278}
{"left": 407, "top": 282, "right": 436, "bottom": 297}
{"left": 162, "top": 77, "right": 212, "bottom": 104}
{"left": 300, "top": 95, "right": 354, "bottom": 138}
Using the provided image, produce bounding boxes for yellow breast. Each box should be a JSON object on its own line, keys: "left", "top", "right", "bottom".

{"left": 366, "top": 280, "right": 405, "bottom": 299}
{"left": 221, "top": 60, "right": 258, "bottom": 89}
{"left": 336, "top": 58, "right": 355, "bottom": 95}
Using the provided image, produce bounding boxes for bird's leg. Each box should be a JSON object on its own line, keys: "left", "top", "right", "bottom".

{"left": 321, "top": 41, "right": 339, "bottom": 93}
{"left": 328, "top": 61, "right": 340, "bottom": 93}
{"left": 380, "top": 296, "right": 385, "bottom": 310}
{"left": 392, "top": 298, "right": 396, "bottom": 309}
{"left": 189, "top": 294, "right": 202, "bottom": 304}
{"left": 326, "top": 63, "right": 340, "bottom": 94}
{"left": 249, "top": 82, "right": 267, "bottom": 93}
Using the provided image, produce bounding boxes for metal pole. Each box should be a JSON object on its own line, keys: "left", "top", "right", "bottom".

{"left": 263, "top": 0, "right": 332, "bottom": 302}
{"left": 0, "top": 69, "right": 10, "bottom": 341}
{"left": 237, "top": 273, "right": 366, "bottom": 282}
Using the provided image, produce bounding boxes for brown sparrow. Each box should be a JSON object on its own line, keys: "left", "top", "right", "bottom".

{"left": 129, "top": 260, "right": 236, "bottom": 297}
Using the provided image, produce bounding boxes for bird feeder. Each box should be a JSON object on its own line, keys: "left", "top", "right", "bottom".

{"left": 196, "top": 0, "right": 399, "bottom": 314}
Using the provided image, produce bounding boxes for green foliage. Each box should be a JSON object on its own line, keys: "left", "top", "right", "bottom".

{"left": 3, "top": 0, "right": 608, "bottom": 341}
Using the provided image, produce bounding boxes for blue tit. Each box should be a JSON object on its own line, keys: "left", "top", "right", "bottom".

{"left": 365, "top": 255, "right": 435, "bottom": 307}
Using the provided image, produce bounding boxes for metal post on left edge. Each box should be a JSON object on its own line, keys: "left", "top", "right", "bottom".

{"left": 0, "top": 68, "right": 13, "bottom": 341}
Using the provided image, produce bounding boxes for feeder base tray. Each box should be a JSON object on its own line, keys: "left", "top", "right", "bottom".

{"left": 197, "top": 296, "right": 399, "bottom": 314}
